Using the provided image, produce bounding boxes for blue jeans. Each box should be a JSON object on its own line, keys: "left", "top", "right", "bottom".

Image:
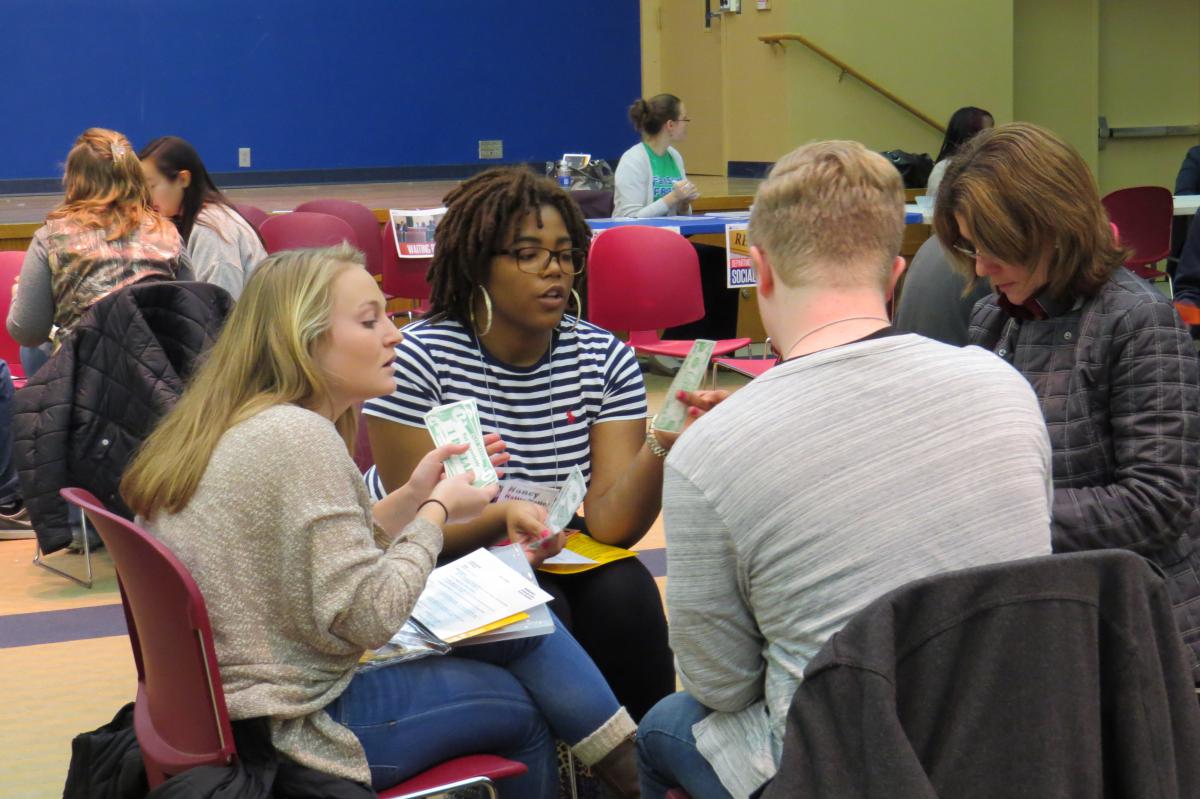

{"left": 638, "top": 692, "right": 732, "bottom": 799}
{"left": 326, "top": 615, "right": 621, "bottom": 797}
{"left": 0, "top": 360, "right": 18, "bottom": 504}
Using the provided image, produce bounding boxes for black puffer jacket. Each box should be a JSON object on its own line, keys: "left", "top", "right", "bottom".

{"left": 969, "top": 267, "right": 1200, "bottom": 674}
{"left": 14, "top": 281, "right": 233, "bottom": 553}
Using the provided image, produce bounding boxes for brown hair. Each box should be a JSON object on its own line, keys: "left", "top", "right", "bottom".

{"left": 748, "top": 140, "right": 904, "bottom": 290}
{"left": 48, "top": 128, "right": 171, "bottom": 241}
{"left": 628, "top": 94, "right": 682, "bottom": 136}
{"left": 426, "top": 167, "right": 591, "bottom": 324}
{"left": 933, "top": 122, "right": 1127, "bottom": 299}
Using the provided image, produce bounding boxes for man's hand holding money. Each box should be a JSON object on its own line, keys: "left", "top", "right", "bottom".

{"left": 651, "top": 389, "right": 730, "bottom": 451}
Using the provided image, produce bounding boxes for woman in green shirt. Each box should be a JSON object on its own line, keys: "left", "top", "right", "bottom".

{"left": 614, "top": 94, "right": 700, "bottom": 218}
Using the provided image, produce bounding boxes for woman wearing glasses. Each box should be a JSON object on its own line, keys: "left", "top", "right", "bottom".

{"left": 364, "top": 167, "right": 723, "bottom": 725}
{"left": 613, "top": 93, "right": 699, "bottom": 218}
{"left": 936, "top": 122, "right": 1200, "bottom": 677}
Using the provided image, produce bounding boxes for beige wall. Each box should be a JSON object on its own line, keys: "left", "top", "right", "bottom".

{"left": 1097, "top": 0, "right": 1200, "bottom": 193}
{"left": 1013, "top": 0, "right": 1099, "bottom": 173}
{"left": 644, "top": 0, "right": 1199, "bottom": 192}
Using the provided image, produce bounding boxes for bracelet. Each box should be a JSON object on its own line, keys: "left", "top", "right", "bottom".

{"left": 645, "top": 429, "right": 669, "bottom": 459}
{"left": 417, "top": 499, "right": 449, "bottom": 522}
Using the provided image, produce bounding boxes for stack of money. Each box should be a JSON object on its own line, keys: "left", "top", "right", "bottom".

{"left": 423, "top": 399, "right": 499, "bottom": 487}
{"left": 652, "top": 339, "right": 716, "bottom": 433}
{"left": 545, "top": 467, "right": 587, "bottom": 534}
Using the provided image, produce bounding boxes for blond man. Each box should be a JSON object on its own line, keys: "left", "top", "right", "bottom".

{"left": 636, "top": 141, "right": 1055, "bottom": 799}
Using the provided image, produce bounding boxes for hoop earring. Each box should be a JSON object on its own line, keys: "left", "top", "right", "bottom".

{"left": 469, "top": 285, "right": 493, "bottom": 337}
{"left": 567, "top": 289, "right": 582, "bottom": 333}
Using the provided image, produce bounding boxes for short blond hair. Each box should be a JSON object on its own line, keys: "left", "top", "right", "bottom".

{"left": 748, "top": 140, "right": 904, "bottom": 289}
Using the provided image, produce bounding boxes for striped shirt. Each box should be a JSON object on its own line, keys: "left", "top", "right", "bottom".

{"left": 363, "top": 316, "right": 648, "bottom": 499}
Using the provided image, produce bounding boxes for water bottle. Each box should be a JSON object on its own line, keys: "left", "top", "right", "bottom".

{"left": 557, "top": 159, "right": 572, "bottom": 189}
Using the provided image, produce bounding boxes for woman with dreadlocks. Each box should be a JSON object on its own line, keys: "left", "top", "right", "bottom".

{"left": 364, "top": 167, "right": 724, "bottom": 724}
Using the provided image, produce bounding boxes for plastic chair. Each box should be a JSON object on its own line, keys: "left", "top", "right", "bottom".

{"left": 0, "top": 250, "right": 27, "bottom": 387}
{"left": 61, "top": 487, "right": 527, "bottom": 797}
{"left": 587, "top": 226, "right": 751, "bottom": 359}
{"left": 295, "top": 199, "right": 384, "bottom": 278}
{"left": 231, "top": 203, "right": 270, "bottom": 230}
{"left": 380, "top": 223, "right": 432, "bottom": 318}
{"left": 1102, "top": 186, "right": 1174, "bottom": 295}
{"left": 259, "top": 211, "right": 358, "bottom": 255}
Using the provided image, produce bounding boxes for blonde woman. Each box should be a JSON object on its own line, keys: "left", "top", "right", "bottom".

{"left": 121, "top": 244, "right": 638, "bottom": 797}
{"left": 8, "top": 128, "right": 190, "bottom": 375}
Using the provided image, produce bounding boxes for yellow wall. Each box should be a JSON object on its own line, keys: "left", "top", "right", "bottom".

{"left": 1013, "top": 0, "right": 1099, "bottom": 173}
{"left": 1097, "top": 0, "right": 1200, "bottom": 193}
{"left": 644, "top": 0, "right": 1199, "bottom": 192}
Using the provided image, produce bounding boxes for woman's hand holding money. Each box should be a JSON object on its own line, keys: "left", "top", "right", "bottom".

{"left": 505, "top": 501, "right": 564, "bottom": 566}
{"left": 374, "top": 437, "right": 508, "bottom": 535}
{"left": 651, "top": 389, "right": 730, "bottom": 451}
{"left": 427, "top": 470, "right": 500, "bottom": 525}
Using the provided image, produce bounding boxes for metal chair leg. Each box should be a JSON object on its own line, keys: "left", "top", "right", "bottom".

{"left": 31, "top": 515, "right": 94, "bottom": 589}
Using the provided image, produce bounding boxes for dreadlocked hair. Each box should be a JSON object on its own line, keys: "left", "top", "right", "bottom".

{"left": 427, "top": 166, "right": 592, "bottom": 324}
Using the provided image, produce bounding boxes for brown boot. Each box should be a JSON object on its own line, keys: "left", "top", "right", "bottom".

{"left": 591, "top": 734, "right": 641, "bottom": 798}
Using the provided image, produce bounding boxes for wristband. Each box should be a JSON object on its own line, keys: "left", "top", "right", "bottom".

{"left": 645, "top": 429, "right": 669, "bottom": 459}
{"left": 417, "top": 498, "right": 449, "bottom": 522}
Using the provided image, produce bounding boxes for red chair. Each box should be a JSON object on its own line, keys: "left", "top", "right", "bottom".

{"left": 61, "top": 487, "right": 526, "bottom": 797}
{"left": 713, "top": 356, "right": 777, "bottom": 380}
{"left": 259, "top": 211, "right": 358, "bottom": 255}
{"left": 380, "top": 223, "right": 432, "bottom": 318}
{"left": 231, "top": 203, "right": 270, "bottom": 230}
{"left": 1102, "top": 186, "right": 1174, "bottom": 295}
{"left": 0, "top": 250, "right": 27, "bottom": 387}
{"left": 587, "top": 226, "right": 751, "bottom": 360}
{"left": 295, "top": 199, "right": 385, "bottom": 278}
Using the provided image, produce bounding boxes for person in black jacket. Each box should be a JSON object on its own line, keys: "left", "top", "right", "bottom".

{"left": 936, "top": 122, "right": 1200, "bottom": 679}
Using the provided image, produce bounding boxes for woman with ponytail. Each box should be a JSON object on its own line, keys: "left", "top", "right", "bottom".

{"left": 7, "top": 128, "right": 190, "bottom": 370}
{"left": 613, "top": 94, "right": 699, "bottom": 218}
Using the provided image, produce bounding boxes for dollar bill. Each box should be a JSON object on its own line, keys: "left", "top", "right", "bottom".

{"left": 545, "top": 467, "right": 587, "bottom": 534}
{"left": 423, "top": 399, "right": 499, "bottom": 487}
{"left": 652, "top": 339, "right": 716, "bottom": 433}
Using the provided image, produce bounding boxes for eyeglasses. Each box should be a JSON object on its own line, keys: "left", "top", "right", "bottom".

{"left": 951, "top": 239, "right": 980, "bottom": 259}
{"left": 675, "top": 117, "right": 692, "bottom": 123}
{"left": 495, "top": 246, "right": 587, "bottom": 276}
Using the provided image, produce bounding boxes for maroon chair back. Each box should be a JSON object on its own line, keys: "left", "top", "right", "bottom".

{"left": 380, "top": 222, "right": 433, "bottom": 300}
{"left": 259, "top": 211, "right": 358, "bottom": 255}
{"left": 1101, "top": 186, "right": 1173, "bottom": 268}
{"left": 231, "top": 203, "right": 270, "bottom": 230}
{"left": 0, "top": 251, "right": 27, "bottom": 385}
{"left": 61, "top": 487, "right": 236, "bottom": 787}
{"left": 295, "top": 199, "right": 384, "bottom": 277}
{"left": 587, "top": 226, "right": 705, "bottom": 331}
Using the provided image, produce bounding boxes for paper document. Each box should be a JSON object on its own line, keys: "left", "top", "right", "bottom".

{"left": 539, "top": 532, "right": 639, "bottom": 575}
{"left": 653, "top": 339, "right": 716, "bottom": 432}
{"left": 456, "top": 545, "right": 556, "bottom": 646}
{"left": 390, "top": 207, "right": 446, "bottom": 258}
{"left": 411, "top": 548, "right": 552, "bottom": 643}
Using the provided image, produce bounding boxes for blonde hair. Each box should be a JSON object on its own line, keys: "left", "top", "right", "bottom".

{"left": 47, "top": 128, "right": 172, "bottom": 241}
{"left": 933, "top": 122, "right": 1127, "bottom": 299}
{"left": 748, "top": 140, "right": 904, "bottom": 290}
{"left": 121, "top": 244, "right": 365, "bottom": 519}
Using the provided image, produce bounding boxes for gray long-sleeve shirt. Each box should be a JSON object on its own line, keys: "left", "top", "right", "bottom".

{"left": 662, "top": 334, "right": 1054, "bottom": 797}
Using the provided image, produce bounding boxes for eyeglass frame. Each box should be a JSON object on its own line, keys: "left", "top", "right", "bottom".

{"left": 493, "top": 246, "right": 588, "bottom": 276}
{"left": 951, "top": 240, "right": 981, "bottom": 259}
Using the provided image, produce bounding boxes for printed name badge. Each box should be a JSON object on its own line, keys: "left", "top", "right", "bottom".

{"left": 495, "top": 480, "right": 560, "bottom": 510}
{"left": 726, "top": 222, "right": 757, "bottom": 288}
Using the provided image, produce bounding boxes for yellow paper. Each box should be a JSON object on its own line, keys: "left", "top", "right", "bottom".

{"left": 443, "top": 612, "right": 530, "bottom": 643}
{"left": 537, "top": 532, "right": 638, "bottom": 575}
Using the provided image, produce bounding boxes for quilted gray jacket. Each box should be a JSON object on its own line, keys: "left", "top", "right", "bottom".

{"left": 969, "top": 268, "right": 1200, "bottom": 673}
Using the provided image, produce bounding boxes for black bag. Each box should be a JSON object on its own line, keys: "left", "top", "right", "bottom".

{"left": 880, "top": 150, "right": 934, "bottom": 189}
{"left": 544, "top": 159, "right": 615, "bottom": 191}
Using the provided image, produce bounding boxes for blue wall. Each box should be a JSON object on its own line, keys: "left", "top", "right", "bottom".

{"left": 2, "top": 0, "right": 641, "bottom": 184}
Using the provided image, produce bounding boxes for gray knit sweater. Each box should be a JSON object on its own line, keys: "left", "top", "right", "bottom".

{"left": 663, "top": 334, "right": 1054, "bottom": 798}
{"left": 146, "top": 404, "right": 442, "bottom": 784}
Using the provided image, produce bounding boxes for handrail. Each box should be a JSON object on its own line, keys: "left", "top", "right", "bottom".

{"left": 760, "top": 33, "right": 945, "bottom": 135}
